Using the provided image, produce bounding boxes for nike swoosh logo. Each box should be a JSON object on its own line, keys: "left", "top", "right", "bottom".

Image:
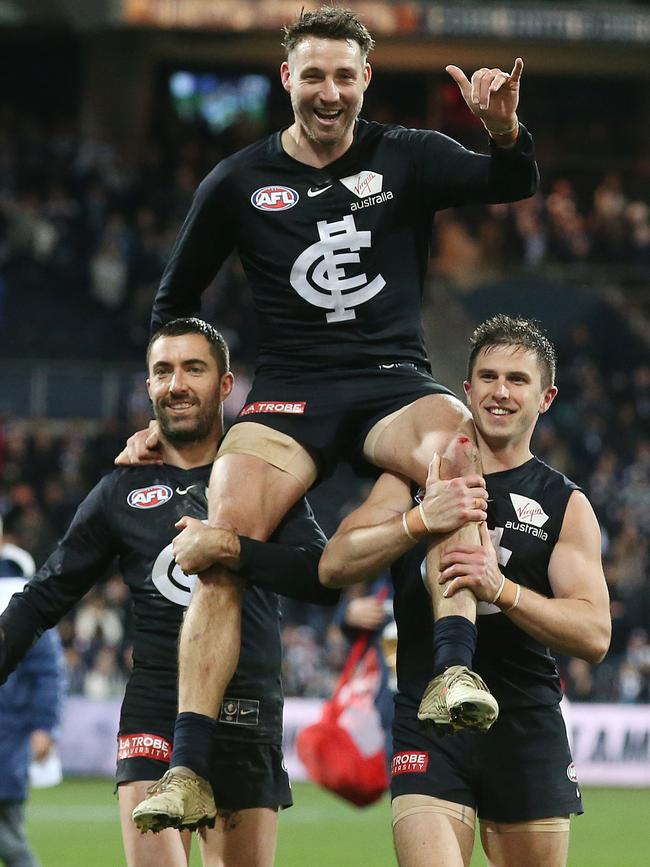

{"left": 240, "top": 708, "right": 256, "bottom": 715}
{"left": 307, "top": 185, "right": 332, "bottom": 197}
{"left": 175, "top": 485, "right": 200, "bottom": 496}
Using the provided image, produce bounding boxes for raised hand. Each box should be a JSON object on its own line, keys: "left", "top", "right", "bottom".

{"left": 446, "top": 57, "right": 523, "bottom": 135}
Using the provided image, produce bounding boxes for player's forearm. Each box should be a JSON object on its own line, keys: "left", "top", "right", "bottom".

{"left": 152, "top": 174, "right": 234, "bottom": 334}
{"left": 487, "top": 123, "right": 539, "bottom": 201}
{"left": 151, "top": 276, "right": 202, "bottom": 334}
{"left": 496, "top": 578, "right": 610, "bottom": 664}
{"left": 239, "top": 538, "right": 339, "bottom": 605}
{"left": 320, "top": 515, "right": 416, "bottom": 588}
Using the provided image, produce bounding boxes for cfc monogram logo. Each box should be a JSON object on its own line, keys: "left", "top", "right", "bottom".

{"left": 290, "top": 215, "right": 386, "bottom": 322}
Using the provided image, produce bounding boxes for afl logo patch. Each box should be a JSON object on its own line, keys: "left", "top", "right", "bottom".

{"left": 251, "top": 185, "right": 298, "bottom": 211}
{"left": 566, "top": 762, "right": 578, "bottom": 782}
{"left": 127, "top": 485, "right": 173, "bottom": 509}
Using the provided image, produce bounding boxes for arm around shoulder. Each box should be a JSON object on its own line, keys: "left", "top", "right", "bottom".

{"left": 319, "top": 472, "right": 417, "bottom": 589}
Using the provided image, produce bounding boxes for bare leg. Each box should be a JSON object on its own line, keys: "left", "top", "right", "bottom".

{"left": 426, "top": 435, "right": 482, "bottom": 623}
{"left": 366, "top": 394, "right": 497, "bottom": 730}
{"left": 119, "top": 782, "right": 191, "bottom": 866}
{"left": 178, "top": 453, "right": 305, "bottom": 718}
{"left": 480, "top": 818, "right": 570, "bottom": 867}
{"left": 198, "top": 808, "right": 279, "bottom": 867}
{"left": 366, "top": 394, "right": 480, "bottom": 627}
{"left": 132, "top": 452, "right": 306, "bottom": 834}
{"left": 392, "top": 795, "right": 475, "bottom": 867}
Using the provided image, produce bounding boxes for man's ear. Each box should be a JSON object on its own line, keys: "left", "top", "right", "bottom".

{"left": 539, "top": 385, "right": 558, "bottom": 414}
{"left": 463, "top": 380, "right": 471, "bottom": 406}
{"left": 280, "top": 61, "right": 291, "bottom": 93}
{"left": 363, "top": 62, "right": 372, "bottom": 90}
{"left": 220, "top": 372, "right": 235, "bottom": 403}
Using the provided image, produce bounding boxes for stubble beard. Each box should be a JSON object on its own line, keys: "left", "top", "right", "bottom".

{"left": 155, "top": 401, "right": 219, "bottom": 445}
{"left": 295, "top": 96, "right": 362, "bottom": 150}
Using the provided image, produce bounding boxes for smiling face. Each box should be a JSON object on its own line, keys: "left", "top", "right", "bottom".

{"left": 147, "top": 333, "right": 232, "bottom": 445}
{"left": 464, "top": 344, "right": 558, "bottom": 452}
{"left": 281, "top": 37, "right": 371, "bottom": 153}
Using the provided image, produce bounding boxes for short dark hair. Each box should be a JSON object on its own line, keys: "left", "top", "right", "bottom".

{"left": 147, "top": 318, "right": 230, "bottom": 375}
{"left": 467, "top": 314, "right": 556, "bottom": 388}
{"left": 282, "top": 6, "right": 375, "bottom": 57}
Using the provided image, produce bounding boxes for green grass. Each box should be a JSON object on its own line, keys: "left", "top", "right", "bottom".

{"left": 25, "top": 779, "right": 648, "bottom": 866}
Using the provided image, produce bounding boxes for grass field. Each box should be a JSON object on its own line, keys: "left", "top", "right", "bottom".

{"left": 25, "top": 779, "right": 647, "bottom": 866}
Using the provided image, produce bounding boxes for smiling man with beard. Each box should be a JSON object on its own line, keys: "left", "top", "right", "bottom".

{"left": 0, "top": 318, "right": 338, "bottom": 867}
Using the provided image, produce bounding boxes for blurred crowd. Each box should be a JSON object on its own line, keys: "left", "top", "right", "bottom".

{"left": 1, "top": 100, "right": 649, "bottom": 707}
{"left": 1, "top": 105, "right": 649, "bottom": 366}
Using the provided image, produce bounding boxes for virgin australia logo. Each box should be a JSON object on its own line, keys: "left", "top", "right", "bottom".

{"left": 340, "top": 171, "right": 393, "bottom": 212}
{"left": 340, "top": 171, "right": 383, "bottom": 198}
{"left": 289, "top": 214, "right": 385, "bottom": 323}
{"left": 509, "top": 493, "right": 549, "bottom": 528}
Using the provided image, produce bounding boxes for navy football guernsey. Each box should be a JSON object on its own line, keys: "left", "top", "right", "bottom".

{"left": 0, "top": 465, "right": 325, "bottom": 743}
{"left": 393, "top": 457, "right": 578, "bottom": 713}
{"left": 152, "top": 120, "right": 538, "bottom": 370}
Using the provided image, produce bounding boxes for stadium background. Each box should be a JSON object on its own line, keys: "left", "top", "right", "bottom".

{"left": 0, "top": 0, "right": 648, "bottom": 863}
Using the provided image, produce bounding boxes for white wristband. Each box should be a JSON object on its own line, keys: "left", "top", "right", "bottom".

{"left": 418, "top": 502, "right": 433, "bottom": 533}
{"left": 504, "top": 583, "right": 521, "bottom": 612}
{"left": 402, "top": 512, "right": 417, "bottom": 542}
{"left": 492, "top": 573, "right": 506, "bottom": 604}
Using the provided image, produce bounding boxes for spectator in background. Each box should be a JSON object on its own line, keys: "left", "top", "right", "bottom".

{"left": 0, "top": 515, "right": 64, "bottom": 867}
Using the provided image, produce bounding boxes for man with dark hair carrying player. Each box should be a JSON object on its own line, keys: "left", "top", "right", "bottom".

{"left": 122, "top": 5, "right": 539, "bottom": 831}
{"left": 320, "top": 315, "right": 611, "bottom": 867}
{"left": 0, "top": 318, "right": 338, "bottom": 867}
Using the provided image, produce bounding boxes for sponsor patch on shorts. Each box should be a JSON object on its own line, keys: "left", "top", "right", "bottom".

{"left": 220, "top": 697, "right": 260, "bottom": 726}
{"left": 118, "top": 733, "right": 172, "bottom": 762}
{"left": 391, "top": 751, "right": 429, "bottom": 776}
{"left": 566, "top": 762, "right": 578, "bottom": 782}
{"left": 239, "top": 401, "right": 306, "bottom": 416}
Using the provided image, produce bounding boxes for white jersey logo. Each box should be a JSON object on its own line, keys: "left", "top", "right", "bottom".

{"left": 307, "top": 185, "right": 332, "bottom": 197}
{"left": 340, "top": 170, "right": 383, "bottom": 198}
{"left": 290, "top": 215, "right": 385, "bottom": 322}
{"left": 151, "top": 541, "right": 198, "bottom": 606}
{"left": 509, "top": 493, "right": 549, "bottom": 527}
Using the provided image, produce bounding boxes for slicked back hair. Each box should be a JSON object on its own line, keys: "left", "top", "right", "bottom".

{"left": 147, "top": 318, "right": 230, "bottom": 376}
{"left": 282, "top": 6, "right": 375, "bottom": 58}
{"left": 467, "top": 314, "right": 557, "bottom": 389}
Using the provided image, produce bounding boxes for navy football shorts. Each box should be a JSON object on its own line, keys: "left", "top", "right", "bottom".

{"left": 231, "top": 362, "right": 456, "bottom": 478}
{"left": 116, "top": 731, "right": 292, "bottom": 812}
{"left": 391, "top": 703, "right": 583, "bottom": 823}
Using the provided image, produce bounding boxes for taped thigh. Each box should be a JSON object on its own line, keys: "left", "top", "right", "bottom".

{"left": 363, "top": 403, "right": 416, "bottom": 464}
{"left": 480, "top": 816, "right": 570, "bottom": 835}
{"left": 217, "top": 422, "right": 318, "bottom": 491}
{"left": 392, "top": 794, "right": 476, "bottom": 830}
